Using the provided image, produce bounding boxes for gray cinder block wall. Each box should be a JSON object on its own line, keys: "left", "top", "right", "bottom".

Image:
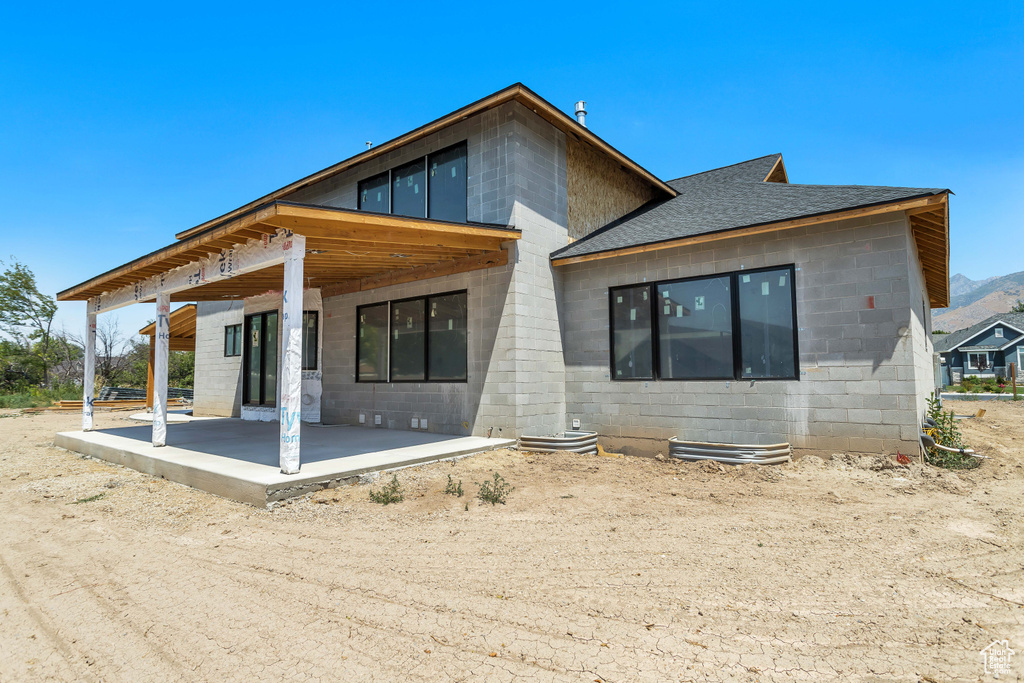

{"left": 193, "top": 300, "right": 244, "bottom": 417}
{"left": 316, "top": 101, "right": 569, "bottom": 438}
{"left": 559, "top": 212, "right": 934, "bottom": 455}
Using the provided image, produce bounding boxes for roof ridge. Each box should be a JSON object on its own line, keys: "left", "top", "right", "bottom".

{"left": 666, "top": 154, "right": 782, "bottom": 184}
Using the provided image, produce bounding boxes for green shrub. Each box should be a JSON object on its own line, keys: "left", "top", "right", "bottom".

{"left": 476, "top": 472, "right": 514, "bottom": 505}
{"left": 924, "top": 394, "right": 979, "bottom": 470}
{"left": 0, "top": 383, "right": 81, "bottom": 409}
{"left": 369, "top": 474, "right": 404, "bottom": 505}
{"left": 443, "top": 474, "right": 463, "bottom": 497}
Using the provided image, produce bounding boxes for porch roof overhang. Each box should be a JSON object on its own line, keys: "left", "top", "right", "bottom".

{"left": 57, "top": 201, "right": 520, "bottom": 304}
{"left": 551, "top": 191, "right": 952, "bottom": 307}
{"left": 139, "top": 304, "right": 196, "bottom": 351}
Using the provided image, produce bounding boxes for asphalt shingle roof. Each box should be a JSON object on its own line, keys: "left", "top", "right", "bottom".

{"left": 551, "top": 154, "right": 947, "bottom": 261}
{"left": 933, "top": 313, "right": 1024, "bottom": 353}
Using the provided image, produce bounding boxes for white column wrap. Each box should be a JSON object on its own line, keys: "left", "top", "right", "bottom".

{"left": 152, "top": 293, "right": 171, "bottom": 447}
{"left": 279, "top": 235, "right": 305, "bottom": 474}
{"left": 82, "top": 301, "right": 97, "bottom": 431}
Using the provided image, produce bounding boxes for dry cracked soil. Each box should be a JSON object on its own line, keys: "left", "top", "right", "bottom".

{"left": 1, "top": 399, "right": 1022, "bottom": 682}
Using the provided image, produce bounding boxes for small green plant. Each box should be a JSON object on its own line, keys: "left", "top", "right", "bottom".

{"left": 70, "top": 493, "right": 106, "bottom": 505}
{"left": 443, "top": 474, "right": 463, "bottom": 497}
{"left": 924, "top": 394, "right": 979, "bottom": 470}
{"left": 369, "top": 474, "right": 404, "bottom": 505}
{"left": 476, "top": 472, "right": 514, "bottom": 505}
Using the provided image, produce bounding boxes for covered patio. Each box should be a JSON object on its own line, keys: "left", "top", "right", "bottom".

{"left": 56, "top": 419, "right": 515, "bottom": 506}
{"left": 56, "top": 200, "right": 520, "bottom": 485}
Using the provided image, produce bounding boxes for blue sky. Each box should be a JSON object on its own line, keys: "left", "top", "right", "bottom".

{"left": 1, "top": 1, "right": 1022, "bottom": 336}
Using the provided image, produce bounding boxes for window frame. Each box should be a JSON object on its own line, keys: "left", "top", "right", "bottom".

{"left": 388, "top": 295, "right": 428, "bottom": 381}
{"left": 302, "top": 310, "right": 319, "bottom": 371}
{"left": 966, "top": 351, "right": 991, "bottom": 371}
{"left": 224, "top": 323, "right": 242, "bottom": 357}
{"left": 242, "top": 310, "right": 279, "bottom": 407}
{"left": 607, "top": 283, "right": 655, "bottom": 380}
{"left": 357, "top": 171, "right": 391, "bottom": 214}
{"left": 355, "top": 141, "right": 468, "bottom": 223}
{"left": 608, "top": 265, "right": 800, "bottom": 382}
{"left": 355, "top": 289, "right": 468, "bottom": 384}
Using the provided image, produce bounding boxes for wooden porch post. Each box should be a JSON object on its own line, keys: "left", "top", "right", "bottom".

{"left": 146, "top": 337, "right": 155, "bottom": 409}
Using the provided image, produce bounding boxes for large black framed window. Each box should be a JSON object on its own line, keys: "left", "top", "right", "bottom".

{"left": 390, "top": 298, "right": 427, "bottom": 380}
{"left": 224, "top": 324, "right": 242, "bottom": 357}
{"left": 357, "top": 303, "right": 389, "bottom": 382}
{"left": 358, "top": 172, "right": 389, "bottom": 214}
{"left": 610, "top": 265, "right": 799, "bottom": 381}
{"left": 610, "top": 285, "right": 653, "bottom": 380}
{"left": 428, "top": 143, "right": 468, "bottom": 223}
{"left": 244, "top": 311, "right": 278, "bottom": 406}
{"left": 355, "top": 142, "right": 468, "bottom": 223}
{"left": 356, "top": 290, "right": 468, "bottom": 383}
{"left": 392, "top": 158, "right": 426, "bottom": 218}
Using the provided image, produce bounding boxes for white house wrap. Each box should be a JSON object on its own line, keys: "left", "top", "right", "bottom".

{"left": 279, "top": 236, "right": 305, "bottom": 474}
{"left": 152, "top": 293, "right": 171, "bottom": 447}
{"left": 82, "top": 303, "right": 97, "bottom": 431}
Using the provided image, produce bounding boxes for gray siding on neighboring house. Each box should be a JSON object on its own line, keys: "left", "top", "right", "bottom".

{"left": 193, "top": 301, "right": 244, "bottom": 417}
{"left": 559, "top": 212, "right": 930, "bottom": 455}
{"left": 959, "top": 325, "right": 1020, "bottom": 349}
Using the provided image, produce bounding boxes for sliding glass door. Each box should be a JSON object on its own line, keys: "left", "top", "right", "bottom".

{"left": 244, "top": 311, "right": 278, "bottom": 406}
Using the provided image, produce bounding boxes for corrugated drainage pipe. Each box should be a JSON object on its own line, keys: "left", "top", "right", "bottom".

{"left": 519, "top": 431, "right": 598, "bottom": 454}
{"left": 669, "top": 438, "right": 792, "bottom": 465}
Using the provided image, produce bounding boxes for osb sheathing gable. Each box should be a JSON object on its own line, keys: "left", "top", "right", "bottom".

{"left": 566, "top": 136, "right": 658, "bottom": 241}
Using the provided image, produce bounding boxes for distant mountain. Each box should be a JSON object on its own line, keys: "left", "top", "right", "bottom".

{"left": 933, "top": 271, "right": 1024, "bottom": 332}
{"left": 948, "top": 273, "right": 998, "bottom": 298}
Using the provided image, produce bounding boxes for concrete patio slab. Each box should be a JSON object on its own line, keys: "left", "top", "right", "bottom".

{"left": 55, "top": 419, "right": 515, "bottom": 506}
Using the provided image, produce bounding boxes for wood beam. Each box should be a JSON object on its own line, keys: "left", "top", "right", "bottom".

{"left": 321, "top": 249, "right": 509, "bottom": 298}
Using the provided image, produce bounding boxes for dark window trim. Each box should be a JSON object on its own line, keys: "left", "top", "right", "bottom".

{"left": 302, "top": 310, "right": 319, "bottom": 371}
{"left": 355, "top": 141, "right": 468, "bottom": 222}
{"left": 607, "top": 283, "right": 655, "bottom": 381}
{"left": 609, "top": 265, "right": 800, "bottom": 382}
{"left": 224, "top": 323, "right": 241, "bottom": 357}
{"left": 242, "top": 309, "right": 279, "bottom": 407}
{"left": 355, "top": 289, "right": 469, "bottom": 384}
{"left": 357, "top": 171, "right": 391, "bottom": 213}
{"left": 355, "top": 301, "right": 390, "bottom": 384}
{"left": 388, "top": 295, "right": 428, "bottom": 382}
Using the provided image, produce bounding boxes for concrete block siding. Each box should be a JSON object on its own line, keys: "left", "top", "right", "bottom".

{"left": 317, "top": 101, "right": 570, "bottom": 439}
{"left": 193, "top": 301, "right": 244, "bottom": 417}
{"left": 559, "top": 213, "right": 933, "bottom": 455}
{"left": 191, "top": 100, "right": 936, "bottom": 457}
{"left": 320, "top": 260, "right": 515, "bottom": 437}
{"left": 286, "top": 102, "right": 518, "bottom": 226}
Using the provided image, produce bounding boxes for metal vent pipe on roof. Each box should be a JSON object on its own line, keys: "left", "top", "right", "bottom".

{"left": 574, "top": 100, "right": 587, "bottom": 127}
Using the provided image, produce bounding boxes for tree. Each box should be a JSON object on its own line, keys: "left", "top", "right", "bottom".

{"left": 0, "top": 259, "right": 58, "bottom": 386}
{"left": 95, "top": 317, "right": 134, "bottom": 387}
{"left": 1011, "top": 300, "right": 1024, "bottom": 313}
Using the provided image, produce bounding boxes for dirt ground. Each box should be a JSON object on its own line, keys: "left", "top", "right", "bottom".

{"left": 1, "top": 401, "right": 1022, "bottom": 682}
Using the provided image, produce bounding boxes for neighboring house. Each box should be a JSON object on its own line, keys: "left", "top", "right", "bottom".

{"left": 933, "top": 313, "right": 1024, "bottom": 384}
{"left": 57, "top": 83, "right": 951, "bottom": 470}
